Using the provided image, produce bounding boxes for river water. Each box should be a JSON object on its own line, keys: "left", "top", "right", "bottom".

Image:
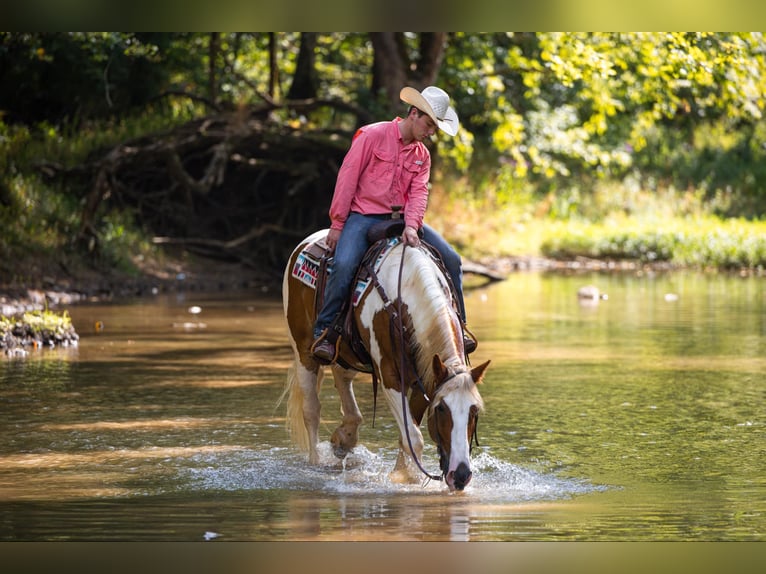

{"left": 1, "top": 270, "right": 764, "bottom": 541}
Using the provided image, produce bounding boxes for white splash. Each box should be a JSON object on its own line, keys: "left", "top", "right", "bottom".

{"left": 177, "top": 441, "right": 608, "bottom": 502}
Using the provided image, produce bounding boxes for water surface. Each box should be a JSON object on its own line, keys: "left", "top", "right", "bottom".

{"left": 1, "top": 271, "right": 763, "bottom": 540}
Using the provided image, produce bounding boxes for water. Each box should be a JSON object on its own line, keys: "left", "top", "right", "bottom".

{"left": 1, "top": 271, "right": 764, "bottom": 541}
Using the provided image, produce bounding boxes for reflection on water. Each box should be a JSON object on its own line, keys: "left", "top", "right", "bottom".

{"left": 1, "top": 273, "right": 764, "bottom": 541}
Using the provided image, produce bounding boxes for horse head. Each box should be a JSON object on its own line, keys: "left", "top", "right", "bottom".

{"left": 426, "top": 354, "right": 490, "bottom": 491}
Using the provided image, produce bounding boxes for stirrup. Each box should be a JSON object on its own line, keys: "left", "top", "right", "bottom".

{"left": 463, "top": 324, "right": 478, "bottom": 354}
{"left": 311, "top": 329, "right": 340, "bottom": 364}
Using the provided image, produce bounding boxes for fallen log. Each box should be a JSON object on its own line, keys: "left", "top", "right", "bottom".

{"left": 462, "top": 260, "right": 507, "bottom": 283}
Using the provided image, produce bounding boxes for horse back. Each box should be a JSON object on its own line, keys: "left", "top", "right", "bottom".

{"left": 283, "top": 229, "right": 371, "bottom": 373}
{"left": 282, "top": 232, "right": 323, "bottom": 367}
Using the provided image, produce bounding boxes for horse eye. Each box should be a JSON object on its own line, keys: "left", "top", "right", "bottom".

{"left": 435, "top": 402, "right": 446, "bottom": 414}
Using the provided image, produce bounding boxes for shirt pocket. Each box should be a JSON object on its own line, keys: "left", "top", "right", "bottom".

{"left": 367, "top": 149, "right": 395, "bottom": 186}
{"left": 400, "top": 158, "right": 425, "bottom": 191}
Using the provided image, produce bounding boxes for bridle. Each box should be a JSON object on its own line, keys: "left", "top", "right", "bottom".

{"left": 364, "top": 239, "right": 479, "bottom": 484}
{"left": 395, "top": 242, "right": 443, "bottom": 482}
{"left": 391, "top": 242, "right": 480, "bottom": 484}
{"left": 429, "top": 366, "right": 481, "bottom": 479}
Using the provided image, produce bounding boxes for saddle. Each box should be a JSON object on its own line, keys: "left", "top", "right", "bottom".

{"left": 295, "top": 220, "right": 463, "bottom": 425}
{"left": 295, "top": 220, "right": 455, "bottom": 375}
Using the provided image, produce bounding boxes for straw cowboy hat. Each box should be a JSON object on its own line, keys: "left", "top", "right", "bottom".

{"left": 400, "top": 86, "right": 460, "bottom": 136}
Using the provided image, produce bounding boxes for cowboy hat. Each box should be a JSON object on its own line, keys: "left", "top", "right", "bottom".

{"left": 400, "top": 86, "right": 460, "bottom": 136}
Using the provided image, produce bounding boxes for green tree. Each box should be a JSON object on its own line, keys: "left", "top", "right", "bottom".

{"left": 3, "top": 32, "right": 766, "bottom": 215}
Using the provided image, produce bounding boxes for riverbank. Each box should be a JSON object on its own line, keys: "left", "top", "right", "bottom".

{"left": 5, "top": 227, "right": 764, "bottom": 319}
{"left": 0, "top": 251, "right": 687, "bottom": 319}
{"left": 1, "top": 249, "right": 758, "bottom": 356}
{"left": 1, "top": 254, "right": 280, "bottom": 354}
{"left": 0, "top": 253, "right": 281, "bottom": 317}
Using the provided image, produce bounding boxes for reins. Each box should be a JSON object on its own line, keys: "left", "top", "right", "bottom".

{"left": 363, "top": 238, "right": 463, "bottom": 484}
{"left": 395, "top": 242, "right": 444, "bottom": 483}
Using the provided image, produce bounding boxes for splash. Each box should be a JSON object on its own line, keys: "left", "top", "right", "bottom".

{"left": 178, "top": 441, "right": 607, "bottom": 501}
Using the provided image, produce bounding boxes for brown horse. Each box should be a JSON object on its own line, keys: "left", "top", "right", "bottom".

{"left": 282, "top": 229, "right": 490, "bottom": 491}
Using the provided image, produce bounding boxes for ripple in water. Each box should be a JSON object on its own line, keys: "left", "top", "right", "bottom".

{"left": 179, "top": 441, "right": 608, "bottom": 501}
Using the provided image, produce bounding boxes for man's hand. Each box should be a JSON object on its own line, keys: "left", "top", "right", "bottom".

{"left": 402, "top": 225, "right": 420, "bottom": 246}
{"left": 325, "top": 228, "right": 341, "bottom": 251}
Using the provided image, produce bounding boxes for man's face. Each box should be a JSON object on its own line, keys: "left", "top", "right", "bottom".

{"left": 412, "top": 109, "right": 438, "bottom": 141}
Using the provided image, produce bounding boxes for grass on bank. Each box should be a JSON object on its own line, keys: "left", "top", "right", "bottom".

{"left": 429, "top": 179, "right": 766, "bottom": 271}
{"left": 1, "top": 113, "right": 180, "bottom": 285}
{"left": 0, "top": 308, "right": 73, "bottom": 335}
{"left": 540, "top": 217, "right": 766, "bottom": 270}
{"left": 4, "top": 169, "right": 766, "bottom": 284}
{"left": 0, "top": 308, "right": 79, "bottom": 350}
{"left": 0, "top": 171, "right": 161, "bottom": 284}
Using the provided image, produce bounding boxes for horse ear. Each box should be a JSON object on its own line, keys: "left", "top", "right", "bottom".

{"left": 432, "top": 354, "right": 449, "bottom": 382}
{"left": 470, "top": 360, "right": 491, "bottom": 384}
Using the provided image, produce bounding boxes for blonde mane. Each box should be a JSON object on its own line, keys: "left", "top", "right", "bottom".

{"left": 379, "top": 243, "right": 465, "bottom": 389}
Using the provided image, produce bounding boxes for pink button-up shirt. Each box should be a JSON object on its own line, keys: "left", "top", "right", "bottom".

{"left": 328, "top": 118, "right": 431, "bottom": 232}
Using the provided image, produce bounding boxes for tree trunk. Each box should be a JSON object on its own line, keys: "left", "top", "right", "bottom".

{"left": 208, "top": 32, "right": 220, "bottom": 106}
{"left": 287, "top": 33, "right": 318, "bottom": 100}
{"left": 370, "top": 33, "right": 448, "bottom": 113}
{"left": 268, "top": 32, "right": 279, "bottom": 99}
{"left": 415, "top": 33, "right": 447, "bottom": 86}
{"left": 370, "top": 33, "right": 408, "bottom": 111}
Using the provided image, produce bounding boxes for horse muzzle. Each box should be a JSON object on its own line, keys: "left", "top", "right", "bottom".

{"left": 446, "top": 462, "right": 472, "bottom": 491}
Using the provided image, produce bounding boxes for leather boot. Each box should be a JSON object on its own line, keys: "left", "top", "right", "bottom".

{"left": 463, "top": 325, "right": 478, "bottom": 354}
{"left": 463, "top": 334, "right": 477, "bottom": 354}
{"left": 311, "top": 331, "right": 338, "bottom": 364}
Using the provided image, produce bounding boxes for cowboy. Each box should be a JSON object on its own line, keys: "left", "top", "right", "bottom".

{"left": 311, "top": 85, "right": 477, "bottom": 363}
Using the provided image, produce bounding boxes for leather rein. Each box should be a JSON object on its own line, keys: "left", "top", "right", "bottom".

{"left": 364, "top": 240, "right": 444, "bottom": 483}
{"left": 395, "top": 243, "right": 444, "bottom": 483}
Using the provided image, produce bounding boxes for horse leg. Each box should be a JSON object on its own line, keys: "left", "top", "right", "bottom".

{"left": 301, "top": 366, "right": 323, "bottom": 464}
{"left": 329, "top": 364, "right": 363, "bottom": 460}
{"left": 382, "top": 387, "right": 425, "bottom": 484}
{"left": 391, "top": 436, "right": 425, "bottom": 485}
{"left": 286, "top": 360, "right": 323, "bottom": 465}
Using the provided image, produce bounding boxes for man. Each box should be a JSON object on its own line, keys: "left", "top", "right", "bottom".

{"left": 311, "top": 85, "right": 476, "bottom": 363}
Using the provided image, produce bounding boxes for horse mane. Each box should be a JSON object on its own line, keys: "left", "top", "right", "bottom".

{"left": 383, "top": 243, "right": 465, "bottom": 390}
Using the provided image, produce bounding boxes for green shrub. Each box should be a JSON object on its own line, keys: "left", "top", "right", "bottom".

{"left": 540, "top": 217, "right": 766, "bottom": 269}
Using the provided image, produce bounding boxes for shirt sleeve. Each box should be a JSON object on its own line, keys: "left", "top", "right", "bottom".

{"left": 328, "top": 128, "right": 369, "bottom": 231}
{"left": 404, "top": 151, "right": 431, "bottom": 230}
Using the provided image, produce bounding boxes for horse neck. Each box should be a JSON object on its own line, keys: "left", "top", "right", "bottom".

{"left": 386, "top": 245, "right": 465, "bottom": 380}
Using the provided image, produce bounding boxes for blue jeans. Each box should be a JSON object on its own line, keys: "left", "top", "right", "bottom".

{"left": 313, "top": 212, "right": 466, "bottom": 339}
{"left": 421, "top": 224, "right": 466, "bottom": 322}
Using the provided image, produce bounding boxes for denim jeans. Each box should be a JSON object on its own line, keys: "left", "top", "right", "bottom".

{"left": 421, "top": 224, "right": 466, "bottom": 323}
{"left": 313, "top": 213, "right": 466, "bottom": 339}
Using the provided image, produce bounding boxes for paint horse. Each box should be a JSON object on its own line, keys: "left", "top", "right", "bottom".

{"left": 282, "top": 228, "right": 490, "bottom": 491}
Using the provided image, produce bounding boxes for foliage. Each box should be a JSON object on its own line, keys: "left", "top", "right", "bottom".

{"left": 0, "top": 171, "right": 78, "bottom": 278}
{"left": 412, "top": 32, "right": 766, "bottom": 217}
{"left": 540, "top": 217, "right": 766, "bottom": 270}
{"left": 480, "top": 33, "right": 766, "bottom": 207}
{"left": 1, "top": 308, "right": 79, "bottom": 350}
{"left": 2, "top": 32, "right": 766, "bottom": 280}
{"left": 0, "top": 33, "right": 175, "bottom": 124}
{"left": 0, "top": 175, "right": 153, "bottom": 281}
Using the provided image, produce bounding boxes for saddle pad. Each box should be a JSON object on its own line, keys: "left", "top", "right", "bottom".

{"left": 291, "top": 240, "right": 330, "bottom": 289}
{"left": 352, "top": 237, "right": 400, "bottom": 307}
{"left": 291, "top": 236, "right": 401, "bottom": 301}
